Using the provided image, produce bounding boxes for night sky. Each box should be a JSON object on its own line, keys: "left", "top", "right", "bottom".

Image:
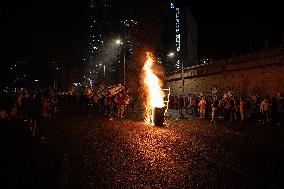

{"left": 1, "top": 0, "right": 283, "bottom": 80}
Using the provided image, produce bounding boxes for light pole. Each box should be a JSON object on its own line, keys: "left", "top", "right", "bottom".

{"left": 100, "top": 64, "right": 106, "bottom": 82}
{"left": 102, "top": 64, "right": 105, "bottom": 82}
{"left": 104, "top": 65, "right": 106, "bottom": 81}
{"left": 115, "top": 39, "right": 126, "bottom": 88}
{"left": 123, "top": 44, "right": 126, "bottom": 88}
{"left": 181, "top": 60, "right": 184, "bottom": 94}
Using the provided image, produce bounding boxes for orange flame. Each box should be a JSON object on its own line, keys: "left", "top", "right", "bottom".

{"left": 143, "top": 52, "right": 165, "bottom": 124}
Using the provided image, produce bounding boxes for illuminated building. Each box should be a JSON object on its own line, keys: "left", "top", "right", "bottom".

{"left": 168, "top": 2, "right": 197, "bottom": 70}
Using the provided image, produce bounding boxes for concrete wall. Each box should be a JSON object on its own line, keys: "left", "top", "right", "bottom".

{"left": 165, "top": 48, "right": 284, "bottom": 98}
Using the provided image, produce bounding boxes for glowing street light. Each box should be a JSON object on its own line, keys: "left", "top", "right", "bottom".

{"left": 167, "top": 52, "right": 175, "bottom": 57}
{"left": 115, "top": 38, "right": 126, "bottom": 88}
{"left": 115, "top": 39, "right": 123, "bottom": 45}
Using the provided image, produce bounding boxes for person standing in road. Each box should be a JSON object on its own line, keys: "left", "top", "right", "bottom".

{"left": 115, "top": 93, "right": 126, "bottom": 118}
{"left": 239, "top": 97, "right": 245, "bottom": 121}
{"left": 211, "top": 96, "right": 219, "bottom": 122}
{"left": 198, "top": 97, "right": 206, "bottom": 118}
{"left": 178, "top": 95, "right": 185, "bottom": 116}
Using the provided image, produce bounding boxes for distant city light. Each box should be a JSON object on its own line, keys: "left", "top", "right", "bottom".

{"left": 34, "top": 79, "right": 39, "bottom": 82}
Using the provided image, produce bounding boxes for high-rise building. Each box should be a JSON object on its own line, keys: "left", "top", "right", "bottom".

{"left": 185, "top": 8, "right": 198, "bottom": 67}
{"left": 110, "top": 18, "right": 139, "bottom": 85}
{"left": 86, "top": 0, "right": 111, "bottom": 85}
{"left": 7, "top": 60, "right": 31, "bottom": 91}
{"left": 167, "top": 2, "right": 197, "bottom": 70}
{"left": 120, "top": 19, "right": 139, "bottom": 55}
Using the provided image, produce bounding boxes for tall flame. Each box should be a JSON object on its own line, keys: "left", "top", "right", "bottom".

{"left": 143, "top": 52, "right": 165, "bottom": 124}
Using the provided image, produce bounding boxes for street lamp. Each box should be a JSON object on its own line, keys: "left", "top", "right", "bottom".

{"left": 167, "top": 52, "right": 175, "bottom": 57}
{"left": 168, "top": 51, "right": 184, "bottom": 93}
{"left": 115, "top": 38, "right": 126, "bottom": 88}
{"left": 115, "top": 39, "right": 122, "bottom": 45}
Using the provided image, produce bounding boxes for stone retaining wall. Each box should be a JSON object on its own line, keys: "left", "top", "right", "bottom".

{"left": 165, "top": 48, "right": 284, "bottom": 98}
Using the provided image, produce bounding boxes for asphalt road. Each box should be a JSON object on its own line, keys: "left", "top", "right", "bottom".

{"left": 1, "top": 113, "right": 284, "bottom": 189}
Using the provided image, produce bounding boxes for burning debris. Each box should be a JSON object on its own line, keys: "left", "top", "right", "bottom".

{"left": 142, "top": 52, "right": 169, "bottom": 126}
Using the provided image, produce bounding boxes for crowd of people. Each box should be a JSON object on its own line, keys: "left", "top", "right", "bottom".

{"left": 0, "top": 88, "right": 58, "bottom": 139}
{"left": 0, "top": 85, "right": 137, "bottom": 139}
{"left": 1, "top": 85, "right": 283, "bottom": 135}
{"left": 169, "top": 88, "right": 283, "bottom": 127}
{"left": 83, "top": 85, "right": 135, "bottom": 119}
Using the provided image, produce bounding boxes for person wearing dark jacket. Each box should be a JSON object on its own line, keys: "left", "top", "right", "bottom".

{"left": 178, "top": 95, "right": 185, "bottom": 116}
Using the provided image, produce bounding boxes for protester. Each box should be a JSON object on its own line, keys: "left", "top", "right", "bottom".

{"left": 178, "top": 95, "right": 184, "bottom": 116}
{"left": 115, "top": 92, "right": 126, "bottom": 118}
{"left": 260, "top": 95, "right": 270, "bottom": 125}
{"left": 198, "top": 97, "right": 206, "bottom": 118}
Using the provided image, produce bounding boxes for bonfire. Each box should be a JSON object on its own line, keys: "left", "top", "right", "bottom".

{"left": 142, "top": 52, "right": 165, "bottom": 125}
